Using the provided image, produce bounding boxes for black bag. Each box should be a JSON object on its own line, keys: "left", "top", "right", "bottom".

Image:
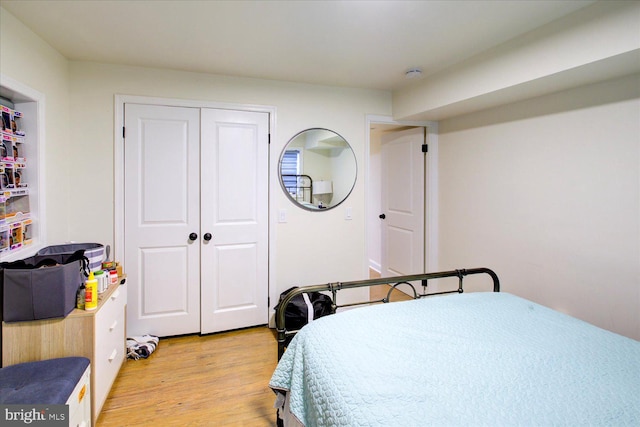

{"left": 274, "top": 287, "right": 333, "bottom": 331}
{"left": 1, "top": 250, "right": 89, "bottom": 322}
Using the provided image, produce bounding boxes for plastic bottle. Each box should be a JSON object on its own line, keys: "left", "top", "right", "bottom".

{"left": 94, "top": 270, "right": 105, "bottom": 293}
{"left": 84, "top": 272, "right": 98, "bottom": 311}
{"left": 76, "top": 283, "right": 86, "bottom": 310}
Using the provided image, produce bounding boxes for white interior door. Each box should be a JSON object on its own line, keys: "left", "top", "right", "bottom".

{"left": 380, "top": 127, "right": 425, "bottom": 277}
{"left": 200, "top": 109, "right": 269, "bottom": 334}
{"left": 124, "top": 104, "right": 201, "bottom": 337}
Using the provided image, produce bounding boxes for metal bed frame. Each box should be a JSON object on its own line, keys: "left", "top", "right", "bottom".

{"left": 276, "top": 267, "right": 500, "bottom": 359}
{"left": 281, "top": 174, "right": 313, "bottom": 203}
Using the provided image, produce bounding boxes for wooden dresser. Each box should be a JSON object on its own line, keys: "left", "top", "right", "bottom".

{"left": 2, "top": 280, "right": 127, "bottom": 424}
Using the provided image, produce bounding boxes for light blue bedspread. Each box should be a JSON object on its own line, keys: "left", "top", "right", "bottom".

{"left": 269, "top": 292, "right": 640, "bottom": 426}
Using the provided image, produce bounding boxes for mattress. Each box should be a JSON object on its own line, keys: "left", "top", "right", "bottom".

{"left": 269, "top": 292, "right": 640, "bottom": 426}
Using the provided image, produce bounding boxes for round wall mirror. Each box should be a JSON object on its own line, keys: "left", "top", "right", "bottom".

{"left": 279, "top": 128, "right": 357, "bottom": 211}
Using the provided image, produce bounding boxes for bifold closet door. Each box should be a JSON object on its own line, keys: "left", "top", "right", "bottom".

{"left": 199, "top": 109, "right": 269, "bottom": 334}
{"left": 124, "top": 104, "right": 201, "bottom": 337}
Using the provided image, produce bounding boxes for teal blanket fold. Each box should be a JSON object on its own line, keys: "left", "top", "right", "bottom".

{"left": 269, "top": 292, "right": 640, "bottom": 426}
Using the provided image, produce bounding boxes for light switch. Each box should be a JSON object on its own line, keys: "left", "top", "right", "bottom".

{"left": 278, "top": 209, "right": 287, "bottom": 223}
{"left": 345, "top": 207, "right": 353, "bottom": 220}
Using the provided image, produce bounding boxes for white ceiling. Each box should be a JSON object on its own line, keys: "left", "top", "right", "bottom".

{"left": 1, "top": 0, "right": 596, "bottom": 91}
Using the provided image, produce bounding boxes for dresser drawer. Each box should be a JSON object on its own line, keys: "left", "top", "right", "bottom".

{"left": 94, "top": 283, "right": 126, "bottom": 414}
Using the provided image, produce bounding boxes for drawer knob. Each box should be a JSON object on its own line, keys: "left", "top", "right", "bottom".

{"left": 109, "top": 320, "right": 118, "bottom": 331}
{"left": 108, "top": 349, "right": 118, "bottom": 362}
{"left": 111, "top": 289, "right": 120, "bottom": 300}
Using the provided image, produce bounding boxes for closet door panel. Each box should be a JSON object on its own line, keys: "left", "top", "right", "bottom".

{"left": 217, "top": 125, "right": 259, "bottom": 221}
{"left": 124, "top": 104, "right": 201, "bottom": 337}
{"left": 200, "top": 109, "right": 269, "bottom": 334}
{"left": 215, "top": 244, "right": 258, "bottom": 308}
{"left": 140, "top": 247, "right": 189, "bottom": 315}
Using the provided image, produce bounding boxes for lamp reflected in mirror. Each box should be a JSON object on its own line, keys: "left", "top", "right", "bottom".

{"left": 312, "top": 180, "right": 332, "bottom": 209}
{"left": 279, "top": 128, "right": 357, "bottom": 211}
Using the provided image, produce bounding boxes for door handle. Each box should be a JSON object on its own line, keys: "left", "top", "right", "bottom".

{"left": 189, "top": 232, "right": 198, "bottom": 241}
{"left": 203, "top": 233, "right": 212, "bottom": 242}
{"left": 379, "top": 214, "right": 386, "bottom": 219}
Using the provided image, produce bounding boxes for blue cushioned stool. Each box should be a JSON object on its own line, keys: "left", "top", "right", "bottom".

{"left": 0, "top": 357, "right": 91, "bottom": 426}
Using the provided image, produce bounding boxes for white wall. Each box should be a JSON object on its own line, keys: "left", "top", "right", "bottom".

{"left": 438, "top": 74, "right": 640, "bottom": 340}
{"left": 0, "top": 7, "right": 70, "bottom": 245}
{"left": 66, "top": 61, "right": 391, "bottom": 304}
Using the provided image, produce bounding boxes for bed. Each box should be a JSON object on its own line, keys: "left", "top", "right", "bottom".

{"left": 269, "top": 268, "right": 640, "bottom": 426}
{"left": 282, "top": 174, "right": 313, "bottom": 204}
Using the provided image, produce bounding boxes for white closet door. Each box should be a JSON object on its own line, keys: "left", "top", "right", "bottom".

{"left": 124, "top": 104, "right": 201, "bottom": 337}
{"left": 200, "top": 109, "right": 269, "bottom": 334}
{"left": 381, "top": 127, "right": 426, "bottom": 277}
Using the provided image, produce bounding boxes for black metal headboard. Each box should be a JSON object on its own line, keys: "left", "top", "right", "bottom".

{"left": 275, "top": 268, "right": 500, "bottom": 359}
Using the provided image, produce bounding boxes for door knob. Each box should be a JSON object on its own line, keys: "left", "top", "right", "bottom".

{"left": 379, "top": 214, "right": 386, "bottom": 219}
{"left": 189, "top": 232, "right": 198, "bottom": 241}
{"left": 203, "top": 233, "right": 212, "bottom": 242}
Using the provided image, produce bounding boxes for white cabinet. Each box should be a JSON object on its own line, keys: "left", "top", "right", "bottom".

{"left": 2, "top": 281, "right": 128, "bottom": 424}
{"left": 67, "top": 364, "right": 92, "bottom": 427}
{"left": 93, "top": 284, "right": 126, "bottom": 415}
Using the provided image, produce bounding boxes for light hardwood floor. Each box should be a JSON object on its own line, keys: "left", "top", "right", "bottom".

{"left": 98, "top": 273, "right": 408, "bottom": 426}
{"left": 369, "top": 269, "right": 412, "bottom": 303}
{"left": 97, "top": 327, "right": 278, "bottom": 426}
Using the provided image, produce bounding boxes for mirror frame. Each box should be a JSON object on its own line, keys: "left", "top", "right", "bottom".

{"left": 278, "top": 128, "right": 357, "bottom": 212}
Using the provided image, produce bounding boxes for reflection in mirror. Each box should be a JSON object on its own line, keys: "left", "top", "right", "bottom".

{"left": 279, "top": 128, "right": 357, "bottom": 211}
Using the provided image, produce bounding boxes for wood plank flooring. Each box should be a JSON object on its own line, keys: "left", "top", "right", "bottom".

{"left": 97, "top": 273, "right": 408, "bottom": 426}
{"left": 97, "top": 327, "right": 278, "bottom": 426}
{"left": 368, "top": 269, "right": 413, "bottom": 303}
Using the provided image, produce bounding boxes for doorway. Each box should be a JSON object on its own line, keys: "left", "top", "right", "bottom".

{"left": 367, "top": 116, "right": 438, "bottom": 282}
{"left": 120, "top": 99, "right": 270, "bottom": 337}
{"left": 380, "top": 126, "right": 426, "bottom": 277}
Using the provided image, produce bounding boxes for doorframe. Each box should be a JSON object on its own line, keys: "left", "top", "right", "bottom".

{"left": 114, "top": 95, "right": 277, "bottom": 320}
{"left": 364, "top": 115, "right": 439, "bottom": 278}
